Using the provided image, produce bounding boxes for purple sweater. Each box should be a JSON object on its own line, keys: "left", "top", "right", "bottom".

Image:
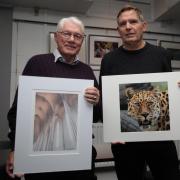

{"left": 7, "top": 53, "right": 99, "bottom": 150}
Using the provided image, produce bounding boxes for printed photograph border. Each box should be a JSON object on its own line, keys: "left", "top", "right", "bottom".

{"left": 102, "top": 72, "right": 180, "bottom": 142}
{"left": 14, "top": 76, "right": 93, "bottom": 174}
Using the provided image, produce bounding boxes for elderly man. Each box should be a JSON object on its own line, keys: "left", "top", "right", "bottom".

{"left": 6, "top": 16, "right": 99, "bottom": 180}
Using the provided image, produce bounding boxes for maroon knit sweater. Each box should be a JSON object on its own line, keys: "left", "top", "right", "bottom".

{"left": 7, "top": 53, "right": 99, "bottom": 150}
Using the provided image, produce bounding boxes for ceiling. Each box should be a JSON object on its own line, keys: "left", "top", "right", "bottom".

{"left": 0, "top": 0, "right": 94, "bottom": 14}
{"left": 0, "top": 0, "right": 179, "bottom": 22}
{"left": 0, "top": 0, "right": 152, "bottom": 14}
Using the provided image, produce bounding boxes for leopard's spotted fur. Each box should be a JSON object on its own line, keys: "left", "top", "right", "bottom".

{"left": 125, "top": 87, "right": 170, "bottom": 131}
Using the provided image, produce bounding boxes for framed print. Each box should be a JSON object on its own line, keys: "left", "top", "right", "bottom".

{"left": 14, "top": 76, "right": 93, "bottom": 174}
{"left": 102, "top": 72, "right": 180, "bottom": 142}
{"left": 89, "top": 35, "right": 121, "bottom": 65}
{"left": 49, "top": 32, "right": 86, "bottom": 64}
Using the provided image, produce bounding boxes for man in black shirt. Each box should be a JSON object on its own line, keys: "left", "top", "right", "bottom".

{"left": 100, "top": 5, "right": 180, "bottom": 180}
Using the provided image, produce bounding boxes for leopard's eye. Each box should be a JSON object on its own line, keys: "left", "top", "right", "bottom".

{"left": 133, "top": 102, "right": 140, "bottom": 107}
{"left": 147, "top": 101, "right": 154, "bottom": 106}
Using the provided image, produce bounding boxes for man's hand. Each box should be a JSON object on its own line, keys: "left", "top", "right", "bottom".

{"left": 84, "top": 87, "right": 100, "bottom": 105}
{"left": 6, "top": 151, "right": 23, "bottom": 178}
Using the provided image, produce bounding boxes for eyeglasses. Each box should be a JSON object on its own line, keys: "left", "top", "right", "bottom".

{"left": 58, "top": 31, "right": 84, "bottom": 41}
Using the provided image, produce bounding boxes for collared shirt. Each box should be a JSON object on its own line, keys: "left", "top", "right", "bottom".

{"left": 53, "top": 49, "right": 79, "bottom": 65}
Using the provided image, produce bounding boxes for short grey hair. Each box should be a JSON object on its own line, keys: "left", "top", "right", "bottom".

{"left": 56, "top": 16, "right": 85, "bottom": 34}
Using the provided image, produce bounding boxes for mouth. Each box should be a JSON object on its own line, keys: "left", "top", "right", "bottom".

{"left": 125, "top": 33, "right": 135, "bottom": 38}
{"left": 139, "top": 120, "right": 151, "bottom": 127}
{"left": 65, "top": 45, "right": 76, "bottom": 50}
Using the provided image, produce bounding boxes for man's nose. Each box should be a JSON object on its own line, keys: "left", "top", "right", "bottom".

{"left": 69, "top": 34, "right": 75, "bottom": 40}
{"left": 125, "top": 21, "right": 132, "bottom": 29}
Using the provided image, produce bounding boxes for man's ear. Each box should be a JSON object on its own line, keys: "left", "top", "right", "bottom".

{"left": 117, "top": 27, "right": 122, "bottom": 38}
{"left": 142, "top": 21, "right": 147, "bottom": 32}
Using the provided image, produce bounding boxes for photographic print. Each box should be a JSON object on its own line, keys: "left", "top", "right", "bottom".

{"left": 33, "top": 92, "right": 78, "bottom": 151}
{"left": 89, "top": 35, "right": 121, "bottom": 65}
{"left": 102, "top": 72, "right": 180, "bottom": 142}
{"left": 14, "top": 76, "right": 93, "bottom": 174}
{"left": 119, "top": 82, "right": 170, "bottom": 132}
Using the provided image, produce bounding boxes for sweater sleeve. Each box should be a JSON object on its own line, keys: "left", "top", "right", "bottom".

{"left": 7, "top": 90, "right": 18, "bottom": 150}
{"left": 164, "top": 49, "right": 172, "bottom": 72}
{"left": 92, "top": 69, "right": 101, "bottom": 123}
{"left": 158, "top": 46, "right": 172, "bottom": 72}
{"left": 7, "top": 56, "right": 35, "bottom": 150}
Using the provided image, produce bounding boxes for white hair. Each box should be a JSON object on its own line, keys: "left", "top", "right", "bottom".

{"left": 56, "top": 16, "right": 85, "bottom": 34}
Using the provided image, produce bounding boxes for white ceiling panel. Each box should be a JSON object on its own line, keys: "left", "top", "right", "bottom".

{"left": 0, "top": 0, "right": 94, "bottom": 14}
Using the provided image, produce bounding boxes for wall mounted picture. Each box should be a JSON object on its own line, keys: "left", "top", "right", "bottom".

{"left": 102, "top": 72, "right": 180, "bottom": 142}
{"left": 14, "top": 76, "right": 93, "bottom": 174}
{"left": 89, "top": 35, "right": 121, "bottom": 65}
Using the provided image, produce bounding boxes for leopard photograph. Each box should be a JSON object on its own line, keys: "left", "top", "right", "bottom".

{"left": 119, "top": 82, "right": 170, "bottom": 132}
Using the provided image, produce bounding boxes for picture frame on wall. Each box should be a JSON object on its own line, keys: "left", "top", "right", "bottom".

{"left": 49, "top": 32, "right": 86, "bottom": 64}
{"left": 89, "top": 35, "right": 121, "bottom": 66}
{"left": 102, "top": 72, "right": 180, "bottom": 143}
{"left": 14, "top": 76, "right": 93, "bottom": 174}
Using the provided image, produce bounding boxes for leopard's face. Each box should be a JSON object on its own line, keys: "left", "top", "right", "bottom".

{"left": 126, "top": 88, "right": 162, "bottom": 131}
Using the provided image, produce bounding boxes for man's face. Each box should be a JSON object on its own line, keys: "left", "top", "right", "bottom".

{"left": 117, "top": 10, "right": 147, "bottom": 46}
{"left": 54, "top": 21, "right": 84, "bottom": 61}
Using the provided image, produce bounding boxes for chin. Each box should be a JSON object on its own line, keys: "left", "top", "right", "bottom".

{"left": 125, "top": 38, "right": 137, "bottom": 43}
{"left": 65, "top": 49, "right": 78, "bottom": 54}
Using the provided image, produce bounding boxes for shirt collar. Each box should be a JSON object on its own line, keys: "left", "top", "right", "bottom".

{"left": 53, "top": 49, "right": 80, "bottom": 65}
